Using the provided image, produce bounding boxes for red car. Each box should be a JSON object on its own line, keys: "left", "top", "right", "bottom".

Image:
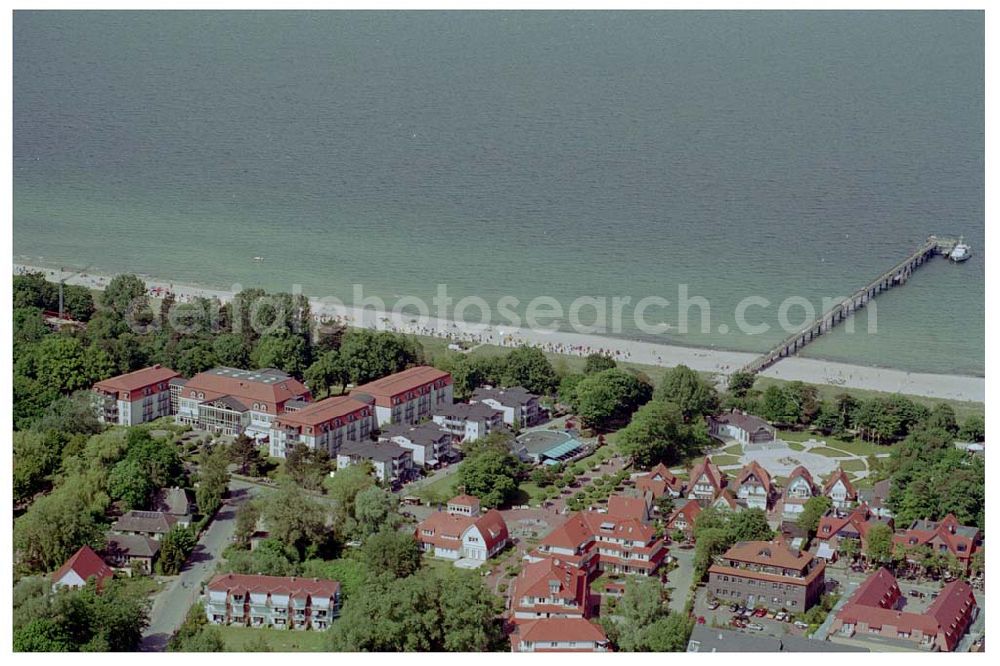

{"left": 697, "top": 616, "right": 707, "bottom": 625}
{"left": 753, "top": 608, "right": 768, "bottom": 618}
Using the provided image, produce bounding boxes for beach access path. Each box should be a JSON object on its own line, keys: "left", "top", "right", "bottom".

{"left": 18, "top": 264, "right": 983, "bottom": 404}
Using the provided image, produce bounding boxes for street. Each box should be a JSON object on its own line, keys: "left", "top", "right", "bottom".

{"left": 140, "top": 479, "right": 261, "bottom": 651}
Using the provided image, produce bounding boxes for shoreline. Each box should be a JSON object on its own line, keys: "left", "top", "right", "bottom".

{"left": 15, "top": 263, "right": 985, "bottom": 404}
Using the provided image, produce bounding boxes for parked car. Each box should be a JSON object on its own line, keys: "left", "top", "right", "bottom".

{"left": 793, "top": 620, "right": 809, "bottom": 630}
{"left": 707, "top": 600, "right": 720, "bottom": 611}
{"left": 753, "top": 608, "right": 768, "bottom": 618}
{"left": 697, "top": 616, "right": 706, "bottom": 625}
{"left": 729, "top": 603, "right": 740, "bottom": 613}
{"left": 747, "top": 623, "right": 765, "bottom": 632}
{"left": 730, "top": 618, "right": 747, "bottom": 629}
{"left": 775, "top": 611, "right": 788, "bottom": 622}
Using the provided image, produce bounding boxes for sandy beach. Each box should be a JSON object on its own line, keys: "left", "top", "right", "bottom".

{"left": 17, "top": 263, "right": 984, "bottom": 404}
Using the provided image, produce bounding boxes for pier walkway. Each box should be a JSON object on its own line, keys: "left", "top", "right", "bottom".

{"left": 739, "top": 235, "right": 961, "bottom": 376}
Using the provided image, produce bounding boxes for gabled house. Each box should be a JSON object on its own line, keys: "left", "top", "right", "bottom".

{"left": 111, "top": 510, "right": 178, "bottom": 540}
{"left": 711, "top": 488, "right": 740, "bottom": 513}
{"left": 511, "top": 557, "right": 593, "bottom": 619}
{"left": 733, "top": 461, "right": 773, "bottom": 511}
{"left": 858, "top": 479, "right": 893, "bottom": 519}
{"left": 687, "top": 457, "right": 728, "bottom": 502}
{"left": 52, "top": 545, "right": 114, "bottom": 590}
{"left": 832, "top": 568, "right": 977, "bottom": 651}
{"left": 823, "top": 468, "right": 857, "bottom": 509}
{"left": 510, "top": 618, "right": 610, "bottom": 652}
{"left": 528, "top": 510, "right": 668, "bottom": 576}
{"left": 816, "top": 504, "right": 893, "bottom": 553}
{"left": 781, "top": 466, "right": 816, "bottom": 518}
{"left": 634, "top": 463, "right": 684, "bottom": 500}
{"left": 350, "top": 366, "right": 453, "bottom": 426}
{"left": 893, "top": 514, "right": 982, "bottom": 573}
{"left": 707, "top": 409, "right": 776, "bottom": 446}
{"left": 92, "top": 364, "right": 181, "bottom": 426}
{"left": 154, "top": 487, "right": 192, "bottom": 527}
{"left": 105, "top": 534, "right": 161, "bottom": 574}
{"left": 667, "top": 499, "right": 703, "bottom": 538}
{"left": 415, "top": 495, "right": 509, "bottom": 561}
{"left": 606, "top": 494, "right": 651, "bottom": 523}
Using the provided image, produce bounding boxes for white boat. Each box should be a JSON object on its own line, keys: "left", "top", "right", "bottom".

{"left": 949, "top": 237, "right": 972, "bottom": 262}
{"left": 253, "top": 256, "right": 264, "bottom": 262}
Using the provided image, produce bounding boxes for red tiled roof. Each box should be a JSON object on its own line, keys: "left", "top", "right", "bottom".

{"left": 415, "top": 508, "right": 508, "bottom": 552}
{"left": 274, "top": 395, "right": 371, "bottom": 429}
{"left": 513, "top": 558, "right": 589, "bottom": 614}
{"left": 93, "top": 365, "right": 180, "bottom": 397}
{"left": 52, "top": 545, "right": 114, "bottom": 588}
{"left": 351, "top": 366, "right": 451, "bottom": 406}
{"left": 689, "top": 456, "right": 727, "bottom": 492}
{"left": 713, "top": 488, "right": 739, "bottom": 510}
{"left": 817, "top": 505, "right": 890, "bottom": 544}
{"left": 787, "top": 465, "right": 814, "bottom": 488}
{"left": 541, "top": 511, "right": 657, "bottom": 552}
{"left": 448, "top": 494, "right": 480, "bottom": 507}
{"left": 720, "top": 540, "right": 815, "bottom": 571}
{"left": 736, "top": 461, "right": 772, "bottom": 494}
{"left": 925, "top": 580, "right": 978, "bottom": 651}
{"left": 207, "top": 573, "right": 339, "bottom": 599}
{"left": 472, "top": 509, "right": 510, "bottom": 552}
{"left": 182, "top": 368, "right": 310, "bottom": 413}
{"left": 823, "top": 468, "right": 857, "bottom": 499}
{"left": 668, "top": 499, "right": 703, "bottom": 529}
{"left": 892, "top": 514, "right": 980, "bottom": 563}
{"left": 512, "top": 617, "right": 608, "bottom": 644}
{"left": 607, "top": 495, "right": 649, "bottom": 521}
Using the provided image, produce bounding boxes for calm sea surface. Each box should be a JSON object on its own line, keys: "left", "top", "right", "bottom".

{"left": 13, "top": 11, "right": 984, "bottom": 375}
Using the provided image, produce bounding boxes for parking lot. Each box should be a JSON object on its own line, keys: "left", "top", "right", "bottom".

{"left": 692, "top": 585, "right": 809, "bottom": 639}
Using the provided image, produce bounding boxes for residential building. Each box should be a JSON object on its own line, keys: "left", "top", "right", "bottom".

{"left": 606, "top": 494, "right": 651, "bottom": 522}
{"left": 510, "top": 618, "right": 610, "bottom": 652}
{"left": 711, "top": 488, "right": 740, "bottom": 512}
{"left": 431, "top": 402, "right": 504, "bottom": 442}
{"left": 511, "top": 557, "right": 593, "bottom": 619}
{"left": 708, "top": 540, "right": 826, "bottom": 611}
{"left": 153, "top": 487, "right": 192, "bottom": 527}
{"left": 379, "top": 422, "right": 456, "bottom": 467}
{"left": 780, "top": 466, "right": 816, "bottom": 519}
{"left": 471, "top": 386, "right": 542, "bottom": 428}
{"left": 816, "top": 505, "right": 894, "bottom": 557}
{"left": 52, "top": 545, "right": 114, "bottom": 590}
{"left": 707, "top": 409, "right": 776, "bottom": 446}
{"left": 667, "top": 499, "right": 703, "bottom": 538}
{"left": 529, "top": 510, "right": 668, "bottom": 576}
{"left": 350, "top": 366, "right": 453, "bottom": 426}
{"left": 892, "top": 514, "right": 982, "bottom": 573}
{"left": 174, "top": 367, "right": 311, "bottom": 438}
{"left": 734, "top": 461, "right": 773, "bottom": 511}
{"left": 105, "top": 534, "right": 160, "bottom": 574}
{"left": 92, "top": 365, "right": 180, "bottom": 426}
{"left": 268, "top": 395, "right": 374, "bottom": 458}
{"left": 831, "top": 568, "right": 977, "bottom": 651}
{"left": 335, "top": 441, "right": 414, "bottom": 484}
{"left": 634, "top": 463, "right": 685, "bottom": 500}
{"left": 858, "top": 479, "right": 893, "bottom": 519}
{"left": 823, "top": 468, "right": 858, "bottom": 509}
{"left": 414, "top": 498, "right": 509, "bottom": 560}
{"left": 205, "top": 573, "right": 341, "bottom": 631}
{"left": 111, "top": 510, "right": 178, "bottom": 540}
{"left": 687, "top": 625, "right": 868, "bottom": 652}
{"left": 687, "top": 456, "right": 728, "bottom": 502}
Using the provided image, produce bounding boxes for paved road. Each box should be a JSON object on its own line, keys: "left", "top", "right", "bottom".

{"left": 140, "top": 479, "right": 261, "bottom": 651}
{"left": 667, "top": 547, "right": 696, "bottom": 614}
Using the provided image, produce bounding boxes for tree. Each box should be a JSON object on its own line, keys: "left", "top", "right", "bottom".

{"left": 101, "top": 274, "right": 148, "bottom": 319}
{"left": 284, "top": 443, "right": 332, "bottom": 491}
{"left": 14, "top": 430, "right": 63, "bottom": 506}
{"left": 925, "top": 403, "right": 959, "bottom": 436}
{"left": 573, "top": 368, "right": 653, "bottom": 430}
{"left": 583, "top": 353, "right": 617, "bottom": 375}
{"left": 864, "top": 524, "right": 894, "bottom": 566}
{"left": 304, "top": 350, "right": 348, "bottom": 397}
{"left": 159, "top": 526, "right": 197, "bottom": 575}
{"left": 167, "top": 603, "right": 224, "bottom": 652}
{"left": 108, "top": 458, "right": 156, "bottom": 510}
{"left": 229, "top": 434, "right": 267, "bottom": 476}
{"left": 233, "top": 502, "right": 262, "bottom": 548}
{"left": 958, "top": 414, "right": 985, "bottom": 442}
{"left": 798, "top": 496, "right": 833, "bottom": 537}
{"left": 195, "top": 445, "right": 230, "bottom": 518}
{"left": 300, "top": 558, "right": 371, "bottom": 602}
{"left": 839, "top": 537, "right": 860, "bottom": 561}
{"left": 726, "top": 371, "right": 756, "bottom": 399}
{"left": 353, "top": 486, "right": 401, "bottom": 539}
{"left": 616, "top": 400, "right": 706, "bottom": 468}
{"left": 251, "top": 332, "right": 310, "bottom": 376}
{"left": 725, "top": 509, "right": 773, "bottom": 542}
{"left": 33, "top": 391, "right": 103, "bottom": 435}
{"left": 212, "top": 333, "right": 250, "bottom": 368}
{"left": 262, "top": 483, "right": 329, "bottom": 560}
{"left": 501, "top": 346, "right": 558, "bottom": 395}
{"left": 326, "top": 463, "right": 377, "bottom": 533}
{"left": 759, "top": 384, "right": 799, "bottom": 425}
{"left": 557, "top": 373, "right": 585, "bottom": 407}
{"left": 13, "top": 485, "right": 107, "bottom": 573}
{"left": 339, "top": 329, "right": 422, "bottom": 385}
{"left": 457, "top": 446, "right": 521, "bottom": 509}
{"left": 605, "top": 576, "right": 692, "bottom": 652}
{"left": 360, "top": 527, "right": 423, "bottom": 578}
{"left": 654, "top": 365, "right": 718, "bottom": 422}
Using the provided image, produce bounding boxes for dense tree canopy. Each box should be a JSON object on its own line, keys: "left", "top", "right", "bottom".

{"left": 572, "top": 368, "right": 653, "bottom": 430}
{"left": 654, "top": 365, "right": 718, "bottom": 422}
{"left": 616, "top": 400, "right": 708, "bottom": 468}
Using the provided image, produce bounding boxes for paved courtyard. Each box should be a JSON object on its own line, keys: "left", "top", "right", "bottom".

{"left": 712, "top": 437, "right": 873, "bottom": 481}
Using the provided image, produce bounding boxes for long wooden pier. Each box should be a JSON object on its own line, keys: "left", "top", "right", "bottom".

{"left": 738, "top": 235, "right": 961, "bottom": 376}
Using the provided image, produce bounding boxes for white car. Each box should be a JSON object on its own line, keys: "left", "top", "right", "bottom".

{"left": 793, "top": 620, "right": 809, "bottom": 629}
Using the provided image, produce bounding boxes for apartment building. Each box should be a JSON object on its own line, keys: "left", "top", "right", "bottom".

{"left": 510, "top": 618, "right": 610, "bottom": 652}
{"left": 350, "top": 366, "right": 453, "bottom": 426}
{"left": 893, "top": 514, "right": 983, "bottom": 573}
{"left": 268, "top": 395, "right": 374, "bottom": 458}
{"left": 832, "top": 568, "right": 977, "bottom": 651}
{"left": 205, "top": 573, "right": 341, "bottom": 631}
{"left": 92, "top": 364, "right": 180, "bottom": 426}
{"left": 173, "top": 367, "right": 311, "bottom": 437}
{"left": 335, "top": 440, "right": 415, "bottom": 484}
{"left": 379, "top": 422, "right": 456, "bottom": 467}
{"left": 529, "top": 510, "right": 668, "bottom": 576}
{"left": 816, "top": 505, "right": 894, "bottom": 553}
{"left": 470, "top": 386, "right": 542, "bottom": 428}
{"left": 431, "top": 402, "right": 504, "bottom": 442}
{"left": 708, "top": 540, "right": 826, "bottom": 611}
{"left": 511, "top": 558, "right": 593, "bottom": 620}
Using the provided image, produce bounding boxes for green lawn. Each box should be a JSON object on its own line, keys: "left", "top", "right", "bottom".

{"left": 838, "top": 459, "right": 867, "bottom": 473}
{"left": 707, "top": 454, "right": 741, "bottom": 467}
{"left": 412, "top": 470, "right": 461, "bottom": 504}
{"left": 218, "top": 625, "right": 329, "bottom": 652}
{"left": 786, "top": 441, "right": 805, "bottom": 451}
{"left": 809, "top": 447, "right": 849, "bottom": 458}
{"left": 778, "top": 430, "right": 888, "bottom": 458}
